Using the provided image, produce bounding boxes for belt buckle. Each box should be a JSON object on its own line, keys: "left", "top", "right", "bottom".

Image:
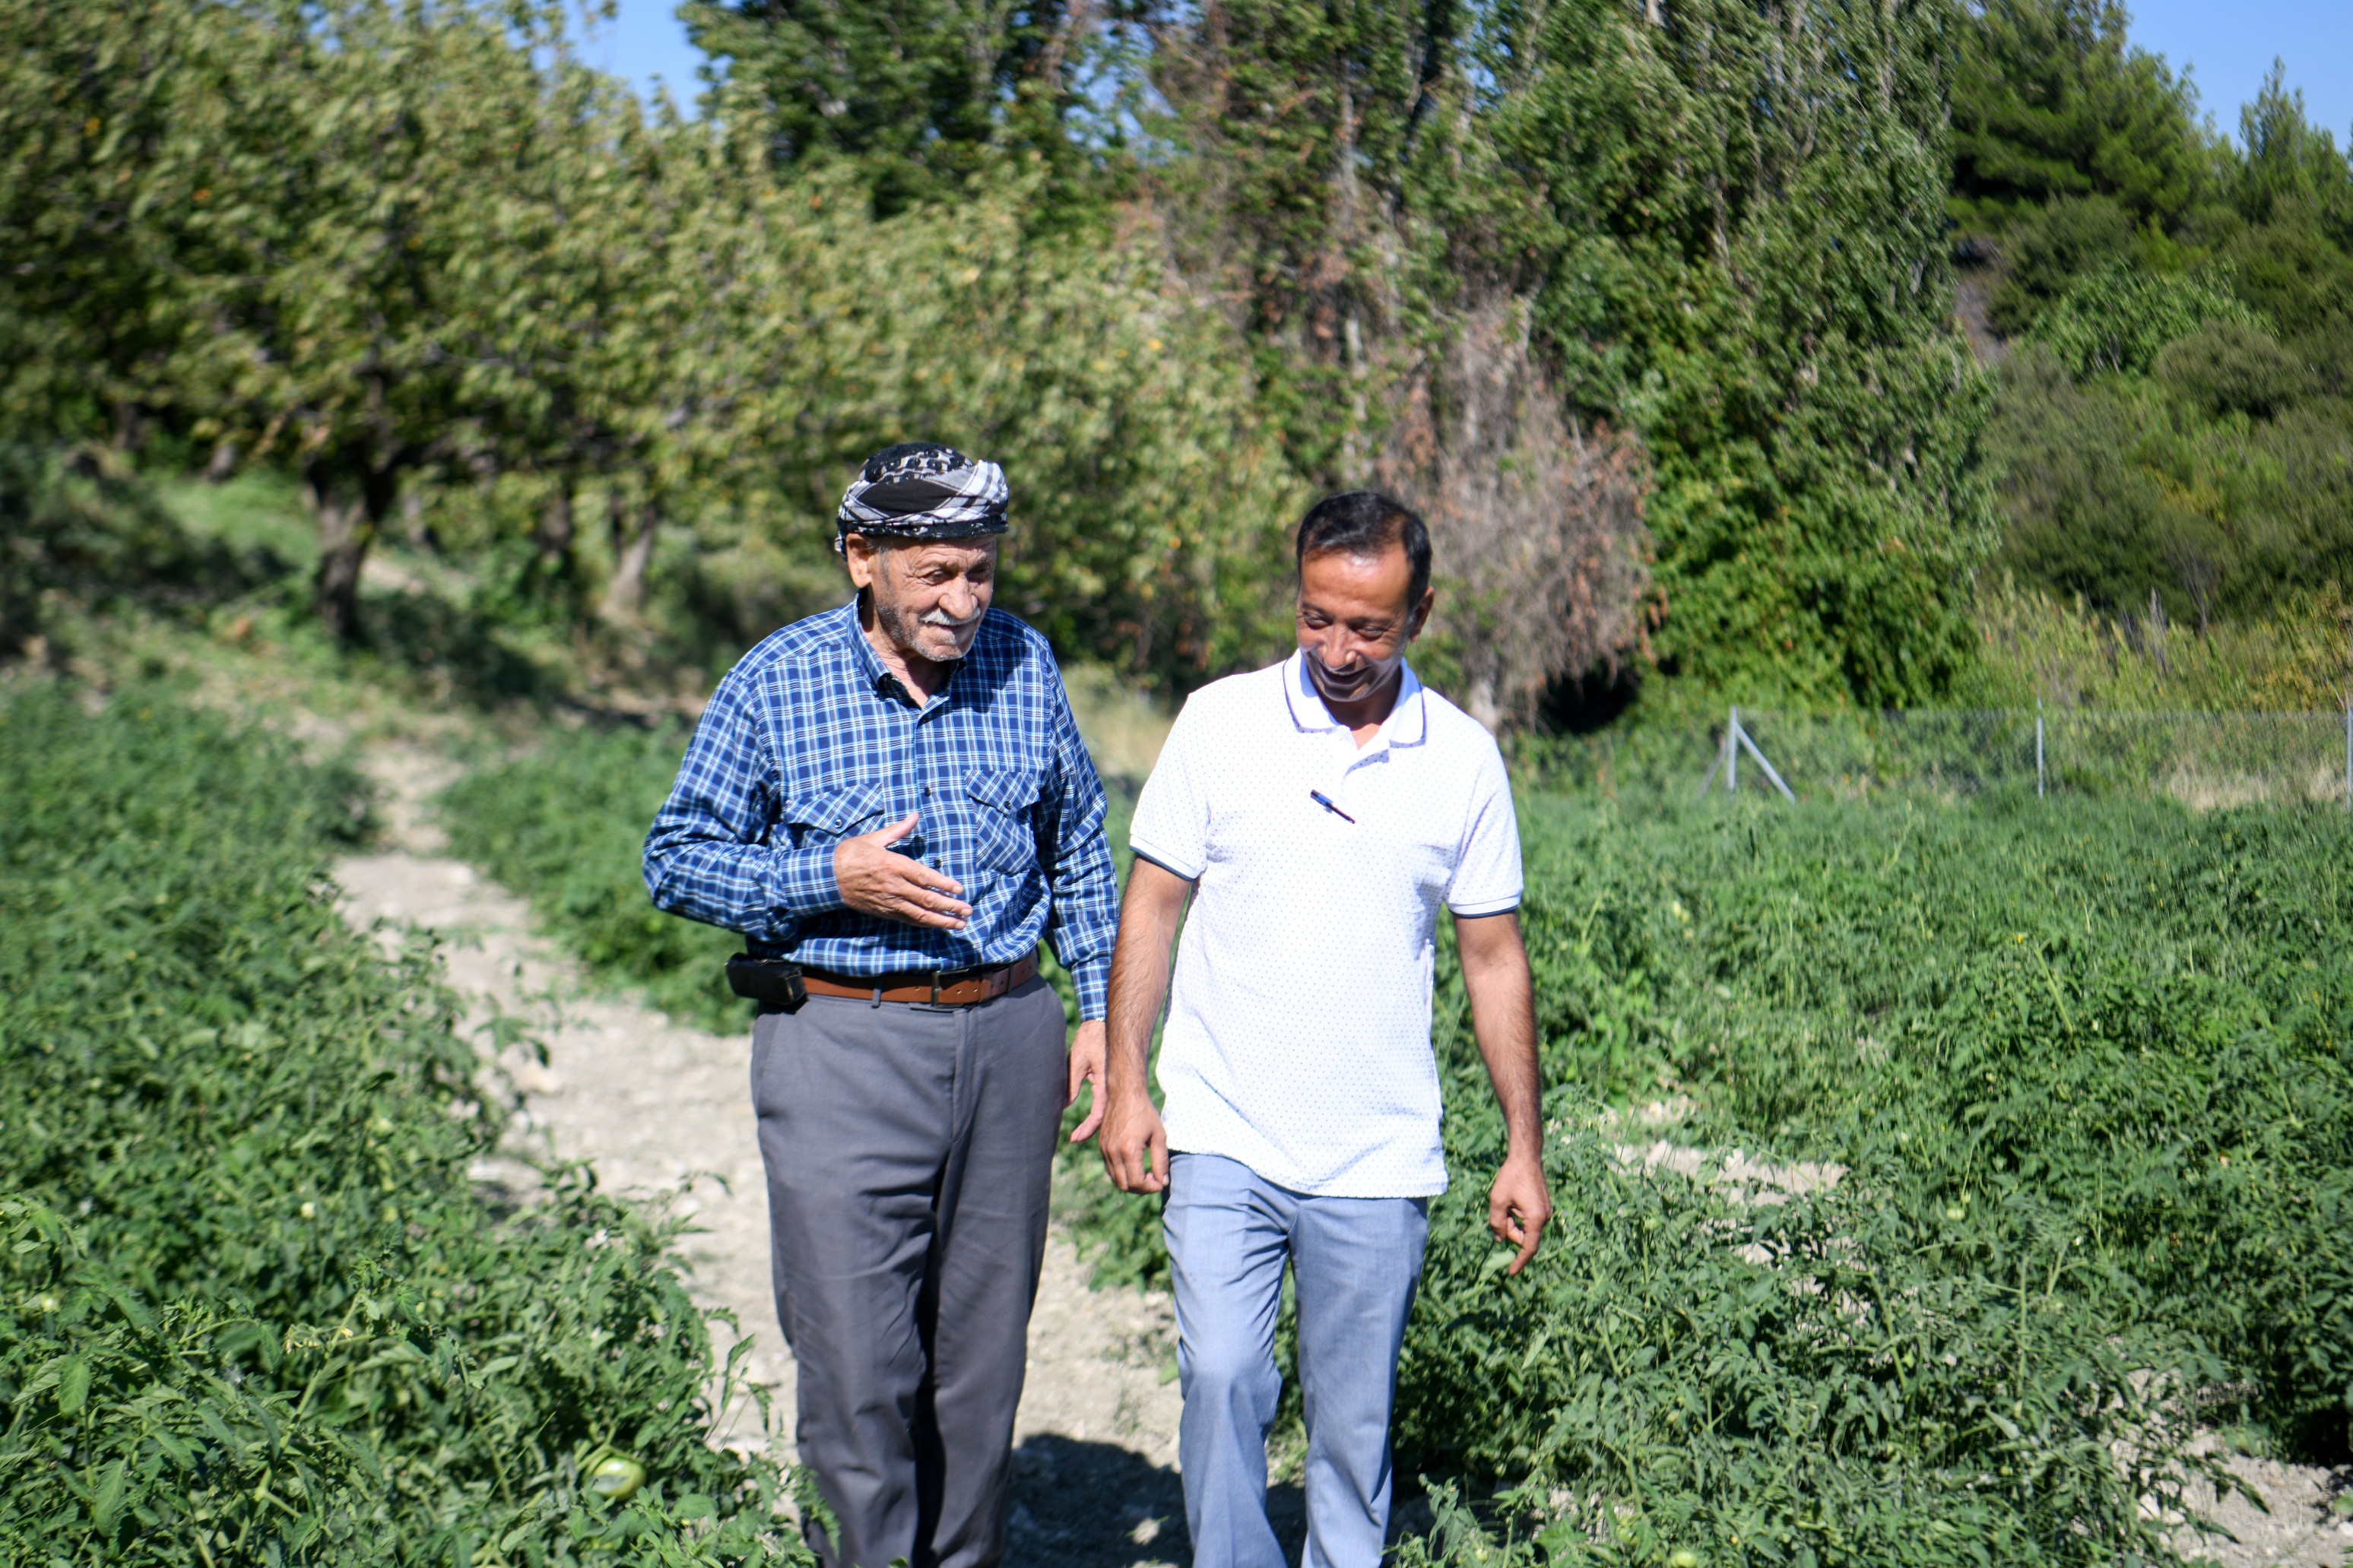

{"left": 931, "top": 962, "right": 986, "bottom": 1005}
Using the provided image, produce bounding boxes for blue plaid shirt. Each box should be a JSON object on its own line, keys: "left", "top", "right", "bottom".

{"left": 642, "top": 600, "right": 1118, "bottom": 1017}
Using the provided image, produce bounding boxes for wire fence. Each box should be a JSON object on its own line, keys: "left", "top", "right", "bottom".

{"left": 1538, "top": 705, "right": 2353, "bottom": 809}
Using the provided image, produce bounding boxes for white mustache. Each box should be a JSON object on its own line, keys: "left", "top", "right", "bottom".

{"left": 920, "top": 607, "right": 981, "bottom": 629}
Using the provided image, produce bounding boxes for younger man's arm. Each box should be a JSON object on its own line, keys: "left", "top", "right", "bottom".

{"left": 1455, "top": 911, "right": 1552, "bottom": 1275}
{"left": 1098, "top": 858, "right": 1193, "bottom": 1194}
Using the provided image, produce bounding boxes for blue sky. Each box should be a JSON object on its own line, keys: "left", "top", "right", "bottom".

{"left": 580, "top": 1, "right": 706, "bottom": 112}
{"left": 593, "top": 0, "right": 2351, "bottom": 144}
{"left": 2129, "top": 0, "right": 2350, "bottom": 143}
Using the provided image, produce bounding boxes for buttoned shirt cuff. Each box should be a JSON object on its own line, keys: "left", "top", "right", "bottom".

{"left": 769, "top": 843, "right": 845, "bottom": 918}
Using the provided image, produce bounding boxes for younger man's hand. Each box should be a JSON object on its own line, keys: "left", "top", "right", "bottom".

{"left": 1099, "top": 1091, "right": 1169, "bottom": 1194}
{"left": 1488, "top": 1151, "right": 1551, "bottom": 1275}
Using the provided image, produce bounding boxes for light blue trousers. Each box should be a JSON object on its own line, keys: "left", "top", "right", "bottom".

{"left": 1164, "top": 1152, "right": 1429, "bottom": 1568}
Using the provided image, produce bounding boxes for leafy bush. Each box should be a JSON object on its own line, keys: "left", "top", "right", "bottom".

{"left": 2153, "top": 319, "right": 2310, "bottom": 418}
{"left": 1400, "top": 1124, "right": 2236, "bottom": 1566}
{"left": 2023, "top": 266, "right": 2262, "bottom": 379}
{"left": 1987, "top": 339, "right": 2353, "bottom": 623}
{"left": 0, "top": 686, "right": 807, "bottom": 1564}
{"left": 0, "top": 444, "right": 290, "bottom": 653}
{"left": 1054, "top": 784, "right": 2346, "bottom": 1553}
{"left": 1493, "top": 791, "right": 2353, "bottom": 1459}
{"left": 1984, "top": 195, "right": 2143, "bottom": 335}
{"left": 440, "top": 721, "right": 745, "bottom": 1031}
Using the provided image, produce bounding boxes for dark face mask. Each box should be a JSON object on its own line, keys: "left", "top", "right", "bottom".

{"left": 1306, "top": 649, "right": 1400, "bottom": 707}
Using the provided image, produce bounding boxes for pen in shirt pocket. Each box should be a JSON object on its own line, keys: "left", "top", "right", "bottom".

{"left": 1308, "top": 789, "right": 1356, "bottom": 823}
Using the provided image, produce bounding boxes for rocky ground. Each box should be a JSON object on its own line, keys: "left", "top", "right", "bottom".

{"left": 334, "top": 740, "right": 2347, "bottom": 1568}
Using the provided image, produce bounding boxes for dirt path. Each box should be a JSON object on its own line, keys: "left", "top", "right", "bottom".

{"left": 335, "top": 743, "right": 1197, "bottom": 1567}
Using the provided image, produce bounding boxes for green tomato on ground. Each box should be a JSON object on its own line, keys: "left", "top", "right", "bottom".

{"left": 586, "top": 1453, "right": 646, "bottom": 1503}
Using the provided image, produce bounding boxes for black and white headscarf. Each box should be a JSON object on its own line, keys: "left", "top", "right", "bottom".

{"left": 835, "top": 442, "right": 1009, "bottom": 550}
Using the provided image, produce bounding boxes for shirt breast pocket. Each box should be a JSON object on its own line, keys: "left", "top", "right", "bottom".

{"left": 963, "top": 768, "right": 1043, "bottom": 874}
{"left": 1372, "top": 793, "right": 1460, "bottom": 907}
{"left": 779, "top": 781, "right": 886, "bottom": 851}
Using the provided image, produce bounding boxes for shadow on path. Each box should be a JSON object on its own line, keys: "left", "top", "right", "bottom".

{"left": 1004, "top": 1433, "right": 1311, "bottom": 1568}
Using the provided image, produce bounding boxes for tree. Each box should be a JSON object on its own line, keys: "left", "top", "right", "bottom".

{"left": 1483, "top": 0, "right": 1994, "bottom": 706}
{"left": 1949, "top": 0, "right": 2207, "bottom": 233}
{"left": 2233, "top": 62, "right": 2353, "bottom": 229}
{"left": 0, "top": 0, "right": 624, "bottom": 639}
{"left": 678, "top": 0, "right": 1105, "bottom": 213}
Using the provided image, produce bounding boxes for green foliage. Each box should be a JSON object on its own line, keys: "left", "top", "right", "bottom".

{"left": 1984, "top": 194, "right": 2141, "bottom": 335}
{"left": 1987, "top": 331, "right": 2353, "bottom": 623}
{"left": 0, "top": 444, "right": 287, "bottom": 652}
{"left": 1971, "top": 577, "right": 2353, "bottom": 711}
{"left": 677, "top": 0, "right": 1108, "bottom": 217}
{"left": 1955, "top": 21, "right": 2353, "bottom": 634}
{"left": 2234, "top": 65, "right": 2353, "bottom": 230}
{"left": 0, "top": 0, "right": 1295, "bottom": 686}
{"left": 1480, "top": 793, "right": 2353, "bottom": 1456}
{"left": 0, "top": 687, "right": 807, "bottom": 1563}
{"left": 1492, "top": 0, "right": 1995, "bottom": 708}
{"left": 2153, "top": 319, "right": 2312, "bottom": 419}
{"left": 2022, "top": 265, "right": 2261, "bottom": 379}
{"left": 11, "top": 0, "right": 2352, "bottom": 714}
{"left": 440, "top": 724, "right": 746, "bottom": 1032}
{"left": 1949, "top": 0, "right": 2206, "bottom": 232}
{"left": 1123, "top": 0, "right": 1996, "bottom": 710}
{"left": 1051, "top": 787, "right": 2351, "bottom": 1549}
{"left": 1402, "top": 1134, "right": 2236, "bottom": 1565}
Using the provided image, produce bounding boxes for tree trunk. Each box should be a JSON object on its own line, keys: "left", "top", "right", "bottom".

{"left": 309, "top": 499, "right": 375, "bottom": 645}
{"left": 601, "top": 493, "right": 658, "bottom": 621}
{"left": 203, "top": 441, "right": 239, "bottom": 483}
{"left": 304, "top": 459, "right": 397, "bottom": 645}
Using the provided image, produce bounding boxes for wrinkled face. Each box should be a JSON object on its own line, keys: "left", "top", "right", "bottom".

{"left": 1295, "top": 544, "right": 1432, "bottom": 708}
{"left": 845, "top": 534, "right": 999, "bottom": 664}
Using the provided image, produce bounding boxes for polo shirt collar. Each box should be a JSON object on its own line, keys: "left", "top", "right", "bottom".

{"left": 1281, "top": 649, "right": 1429, "bottom": 749}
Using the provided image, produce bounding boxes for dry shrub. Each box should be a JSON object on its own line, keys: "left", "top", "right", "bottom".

{"left": 1378, "top": 297, "right": 1654, "bottom": 730}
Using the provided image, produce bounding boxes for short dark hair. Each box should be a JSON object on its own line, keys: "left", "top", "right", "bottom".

{"left": 1295, "top": 490, "right": 1431, "bottom": 606}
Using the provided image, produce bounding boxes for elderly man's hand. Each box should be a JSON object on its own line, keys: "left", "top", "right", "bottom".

{"left": 1066, "top": 1019, "right": 1107, "bottom": 1142}
{"left": 832, "top": 813, "right": 972, "bottom": 929}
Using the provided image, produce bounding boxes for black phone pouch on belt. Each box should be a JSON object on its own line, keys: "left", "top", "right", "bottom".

{"left": 725, "top": 955, "right": 807, "bottom": 1012}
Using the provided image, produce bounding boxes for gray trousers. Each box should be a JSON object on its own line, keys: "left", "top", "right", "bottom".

{"left": 750, "top": 977, "right": 1067, "bottom": 1568}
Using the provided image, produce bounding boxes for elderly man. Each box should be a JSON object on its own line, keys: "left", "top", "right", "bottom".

{"left": 1097, "top": 490, "right": 1551, "bottom": 1568}
{"left": 643, "top": 443, "right": 1115, "bottom": 1568}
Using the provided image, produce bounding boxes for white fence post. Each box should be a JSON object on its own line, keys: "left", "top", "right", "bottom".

{"left": 1728, "top": 705, "right": 1739, "bottom": 794}
{"left": 1735, "top": 716, "right": 1798, "bottom": 801}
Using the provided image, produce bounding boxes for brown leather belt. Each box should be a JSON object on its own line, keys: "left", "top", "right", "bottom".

{"left": 799, "top": 950, "right": 1039, "bottom": 1006}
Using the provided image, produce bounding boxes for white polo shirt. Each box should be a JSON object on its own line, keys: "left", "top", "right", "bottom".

{"left": 1127, "top": 651, "right": 1523, "bottom": 1198}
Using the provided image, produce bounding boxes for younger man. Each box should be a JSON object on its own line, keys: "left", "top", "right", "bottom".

{"left": 1096, "top": 491, "right": 1551, "bottom": 1566}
